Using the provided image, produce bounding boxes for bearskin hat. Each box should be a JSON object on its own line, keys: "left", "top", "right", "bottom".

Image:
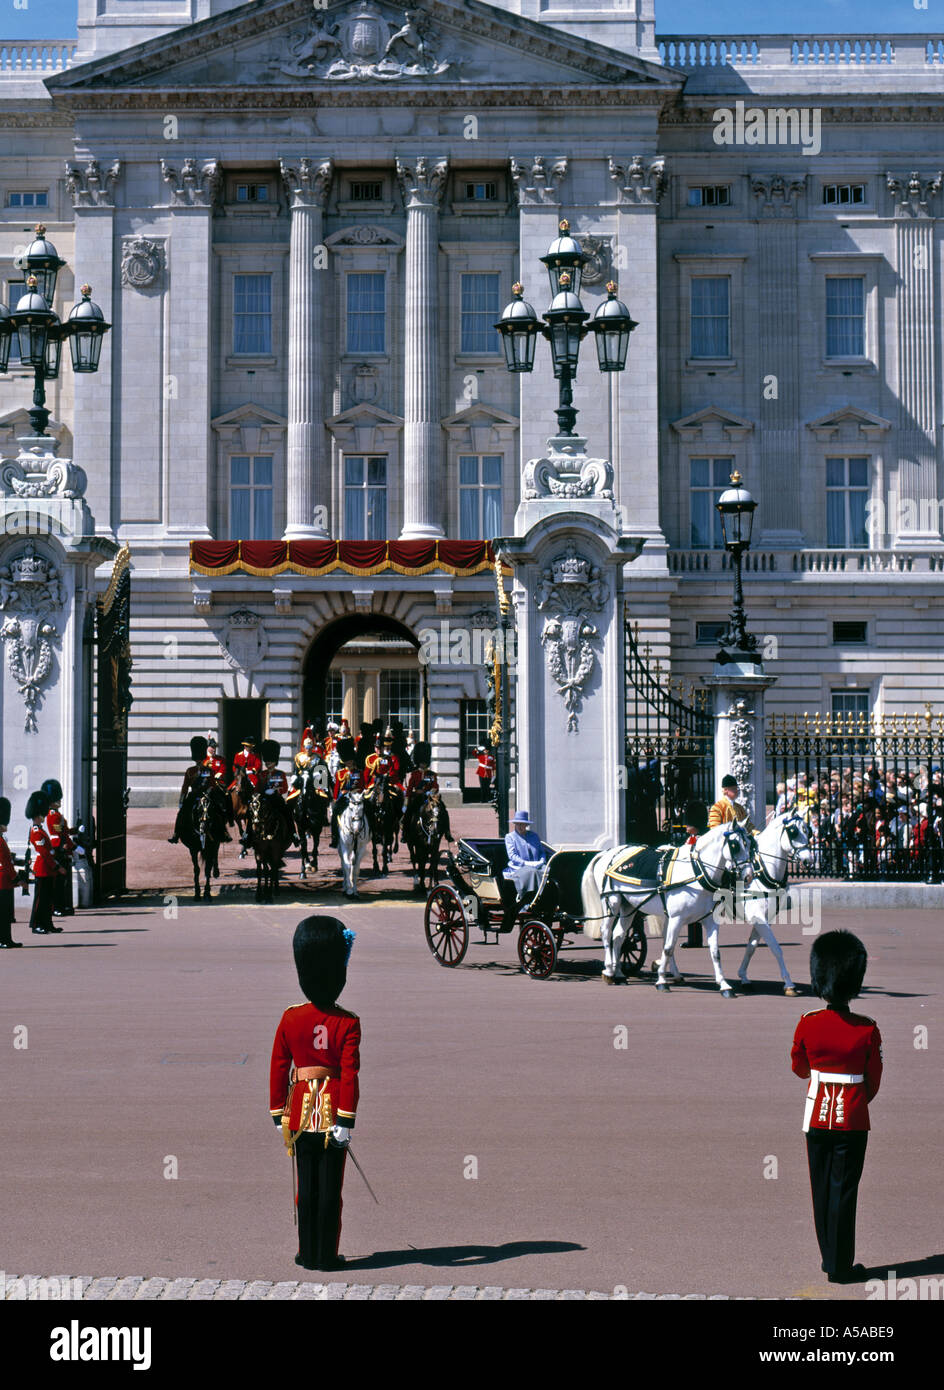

{"left": 0, "top": 797, "right": 11, "bottom": 824}
{"left": 41, "top": 778, "right": 64, "bottom": 803}
{"left": 260, "top": 739, "right": 280, "bottom": 764}
{"left": 684, "top": 800, "right": 709, "bottom": 833}
{"left": 413, "top": 741, "right": 431, "bottom": 766}
{"left": 809, "top": 930, "right": 868, "bottom": 1006}
{"left": 25, "top": 791, "right": 50, "bottom": 820}
{"left": 190, "top": 736, "right": 209, "bottom": 762}
{"left": 336, "top": 737, "right": 357, "bottom": 764}
{"left": 293, "top": 915, "right": 355, "bottom": 1008}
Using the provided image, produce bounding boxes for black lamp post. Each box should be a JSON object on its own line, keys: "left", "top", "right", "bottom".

{"left": 496, "top": 220, "right": 637, "bottom": 439}
{"left": 0, "top": 226, "right": 110, "bottom": 437}
{"left": 715, "top": 470, "right": 760, "bottom": 663}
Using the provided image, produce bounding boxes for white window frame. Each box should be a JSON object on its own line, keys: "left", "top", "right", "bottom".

{"left": 825, "top": 454, "right": 872, "bottom": 550}
{"left": 342, "top": 453, "right": 388, "bottom": 540}
{"left": 688, "top": 455, "right": 736, "bottom": 549}
{"left": 675, "top": 254, "right": 746, "bottom": 373}
{"left": 809, "top": 252, "right": 882, "bottom": 372}
{"left": 459, "top": 273, "right": 502, "bottom": 357}
{"left": 457, "top": 453, "right": 503, "bottom": 539}
{"left": 344, "top": 270, "right": 387, "bottom": 357}
{"left": 230, "top": 271, "right": 274, "bottom": 360}
{"left": 228, "top": 453, "right": 275, "bottom": 540}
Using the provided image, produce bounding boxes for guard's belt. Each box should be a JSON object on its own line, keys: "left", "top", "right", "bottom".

{"left": 291, "top": 1065, "right": 340, "bottom": 1082}
{"left": 815, "top": 1072, "right": 863, "bottom": 1084}
{"left": 802, "top": 1070, "right": 865, "bottom": 1131}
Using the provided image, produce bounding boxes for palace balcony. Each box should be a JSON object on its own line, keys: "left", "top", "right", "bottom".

{"left": 668, "top": 547, "right": 944, "bottom": 577}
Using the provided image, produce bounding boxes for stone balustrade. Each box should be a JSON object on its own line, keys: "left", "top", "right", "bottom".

{"left": 0, "top": 40, "right": 77, "bottom": 74}
{"left": 668, "top": 548, "right": 944, "bottom": 575}
{"left": 656, "top": 34, "right": 941, "bottom": 69}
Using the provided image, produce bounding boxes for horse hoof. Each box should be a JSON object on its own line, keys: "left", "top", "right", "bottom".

{"left": 656, "top": 982, "right": 670, "bottom": 992}
{"left": 602, "top": 973, "right": 617, "bottom": 985}
{"left": 737, "top": 979, "right": 751, "bottom": 991}
{"left": 721, "top": 989, "right": 735, "bottom": 998}
{"left": 784, "top": 986, "right": 798, "bottom": 997}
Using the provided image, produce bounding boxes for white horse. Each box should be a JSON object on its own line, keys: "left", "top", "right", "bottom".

{"left": 735, "top": 810, "right": 813, "bottom": 996}
{"left": 337, "top": 791, "right": 370, "bottom": 897}
{"left": 584, "top": 822, "right": 755, "bottom": 997}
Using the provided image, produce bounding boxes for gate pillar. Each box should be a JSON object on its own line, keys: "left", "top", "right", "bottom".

{"left": 706, "top": 662, "right": 777, "bottom": 829}
{"left": 499, "top": 469, "right": 644, "bottom": 849}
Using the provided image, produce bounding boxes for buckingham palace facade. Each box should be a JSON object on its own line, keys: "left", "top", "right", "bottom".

{"left": 1, "top": 0, "right": 943, "bottom": 805}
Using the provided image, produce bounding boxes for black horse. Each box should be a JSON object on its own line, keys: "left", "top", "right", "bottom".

{"left": 179, "top": 776, "right": 230, "bottom": 899}
{"left": 366, "top": 773, "right": 403, "bottom": 876}
{"left": 293, "top": 764, "right": 331, "bottom": 878}
{"left": 247, "top": 789, "right": 295, "bottom": 903}
{"left": 405, "top": 790, "right": 449, "bottom": 891}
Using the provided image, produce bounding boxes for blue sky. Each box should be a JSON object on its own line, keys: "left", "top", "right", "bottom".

{"left": 1, "top": 0, "right": 941, "bottom": 42}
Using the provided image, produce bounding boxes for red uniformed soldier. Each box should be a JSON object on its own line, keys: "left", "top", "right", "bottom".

{"left": 364, "top": 732, "right": 402, "bottom": 789}
{"left": 42, "top": 777, "right": 76, "bottom": 917}
{"left": 169, "top": 737, "right": 210, "bottom": 843}
{"left": 26, "top": 791, "right": 65, "bottom": 935}
{"left": 791, "top": 930, "right": 883, "bottom": 1284}
{"left": 270, "top": 916, "right": 360, "bottom": 1271}
{"left": 0, "top": 796, "right": 26, "bottom": 949}
{"left": 229, "top": 737, "right": 262, "bottom": 791}
{"left": 476, "top": 745, "right": 496, "bottom": 803}
{"left": 203, "top": 736, "right": 229, "bottom": 787}
{"left": 402, "top": 742, "right": 452, "bottom": 841}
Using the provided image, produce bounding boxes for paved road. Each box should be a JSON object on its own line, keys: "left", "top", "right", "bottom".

{"left": 3, "top": 856, "right": 942, "bottom": 1300}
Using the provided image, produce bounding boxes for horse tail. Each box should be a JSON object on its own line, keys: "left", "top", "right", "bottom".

{"left": 581, "top": 853, "right": 608, "bottom": 939}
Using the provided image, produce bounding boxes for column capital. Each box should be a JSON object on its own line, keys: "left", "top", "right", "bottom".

{"left": 751, "top": 172, "right": 807, "bottom": 219}
{"left": 509, "top": 156, "right": 568, "bottom": 208}
{"left": 886, "top": 169, "right": 943, "bottom": 219}
{"left": 65, "top": 157, "right": 122, "bottom": 209}
{"left": 396, "top": 157, "right": 448, "bottom": 210}
{"left": 280, "top": 157, "right": 334, "bottom": 209}
{"left": 159, "top": 157, "right": 221, "bottom": 208}
{"left": 609, "top": 155, "right": 666, "bottom": 207}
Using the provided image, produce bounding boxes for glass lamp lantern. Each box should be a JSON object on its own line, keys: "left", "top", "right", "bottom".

{"left": 540, "top": 219, "right": 588, "bottom": 298}
{"left": 12, "top": 275, "right": 55, "bottom": 368}
{"left": 23, "top": 225, "right": 66, "bottom": 305}
{"left": 0, "top": 302, "right": 13, "bottom": 373}
{"left": 43, "top": 314, "right": 63, "bottom": 380}
{"left": 64, "top": 284, "right": 111, "bottom": 373}
{"left": 544, "top": 272, "right": 587, "bottom": 378}
{"left": 716, "top": 471, "right": 757, "bottom": 551}
{"left": 590, "top": 281, "right": 638, "bottom": 373}
{"left": 495, "top": 282, "right": 539, "bottom": 373}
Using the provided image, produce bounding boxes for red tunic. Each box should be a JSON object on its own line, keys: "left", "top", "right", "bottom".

{"left": 364, "top": 751, "right": 401, "bottom": 788}
{"left": 0, "top": 832, "right": 18, "bottom": 891}
{"left": 405, "top": 769, "right": 438, "bottom": 801}
{"left": 203, "top": 754, "right": 228, "bottom": 785}
{"left": 46, "top": 809, "right": 74, "bottom": 854}
{"left": 230, "top": 750, "right": 261, "bottom": 789}
{"left": 333, "top": 767, "right": 364, "bottom": 800}
{"left": 261, "top": 768, "right": 289, "bottom": 796}
{"left": 269, "top": 1002, "right": 360, "bottom": 1132}
{"left": 29, "top": 823, "right": 59, "bottom": 878}
{"left": 477, "top": 751, "right": 495, "bottom": 780}
{"left": 791, "top": 1007, "right": 883, "bottom": 1132}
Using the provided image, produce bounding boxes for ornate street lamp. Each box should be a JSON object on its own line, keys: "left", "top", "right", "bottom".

{"left": 496, "top": 220, "right": 638, "bottom": 440}
{"left": 1, "top": 226, "right": 110, "bottom": 437}
{"left": 715, "top": 471, "right": 759, "bottom": 662}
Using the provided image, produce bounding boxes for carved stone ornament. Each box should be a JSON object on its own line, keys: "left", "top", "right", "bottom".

{"left": 578, "top": 235, "right": 613, "bottom": 287}
{"left": 161, "top": 158, "right": 222, "bottom": 208}
{"left": 281, "top": 2, "right": 450, "bottom": 80}
{"left": 0, "top": 543, "right": 64, "bottom": 732}
{"left": 1, "top": 443, "right": 87, "bottom": 500}
{"left": 609, "top": 156, "right": 666, "bottom": 206}
{"left": 280, "top": 157, "right": 334, "bottom": 208}
{"left": 334, "top": 224, "right": 400, "bottom": 246}
{"left": 509, "top": 156, "right": 568, "bottom": 207}
{"left": 351, "top": 362, "right": 380, "bottom": 405}
{"left": 219, "top": 608, "right": 269, "bottom": 673}
{"left": 65, "top": 158, "right": 121, "bottom": 208}
{"left": 536, "top": 543, "right": 608, "bottom": 733}
{"left": 886, "top": 170, "right": 943, "bottom": 219}
{"left": 524, "top": 438, "right": 614, "bottom": 501}
{"left": 751, "top": 174, "right": 807, "bottom": 218}
{"left": 396, "top": 157, "right": 448, "bottom": 208}
{"left": 728, "top": 696, "right": 756, "bottom": 813}
{"left": 120, "top": 237, "right": 164, "bottom": 290}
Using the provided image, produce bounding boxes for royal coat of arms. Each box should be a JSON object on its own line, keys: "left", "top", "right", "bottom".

{"left": 282, "top": 2, "right": 450, "bottom": 80}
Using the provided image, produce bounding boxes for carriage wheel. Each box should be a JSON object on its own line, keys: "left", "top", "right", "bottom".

{"left": 518, "top": 920, "right": 557, "bottom": 979}
{"left": 618, "top": 913, "right": 648, "bottom": 976}
{"left": 424, "top": 885, "right": 469, "bottom": 967}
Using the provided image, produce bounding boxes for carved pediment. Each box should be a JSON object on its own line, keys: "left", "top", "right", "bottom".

{"left": 48, "top": 0, "right": 679, "bottom": 98}
{"left": 671, "top": 407, "right": 754, "bottom": 443}
{"left": 806, "top": 406, "right": 892, "bottom": 442}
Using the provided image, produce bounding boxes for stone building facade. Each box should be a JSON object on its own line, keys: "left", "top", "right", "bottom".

{"left": 1, "top": 1, "right": 942, "bottom": 809}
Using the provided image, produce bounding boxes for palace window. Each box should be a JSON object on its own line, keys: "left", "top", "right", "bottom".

{"left": 232, "top": 274, "right": 272, "bottom": 355}
{"left": 822, "top": 184, "right": 866, "bottom": 206}
{"left": 825, "top": 277, "right": 865, "bottom": 357}
{"left": 833, "top": 621, "right": 868, "bottom": 645}
{"left": 831, "top": 690, "right": 870, "bottom": 723}
{"left": 690, "top": 277, "right": 730, "bottom": 358}
{"left": 458, "top": 454, "right": 502, "bottom": 538}
{"left": 8, "top": 190, "right": 48, "bottom": 208}
{"left": 690, "top": 457, "right": 734, "bottom": 548}
{"left": 826, "top": 457, "right": 870, "bottom": 548}
{"left": 234, "top": 182, "right": 270, "bottom": 203}
{"left": 460, "top": 273, "right": 501, "bottom": 354}
{"left": 687, "top": 186, "right": 730, "bottom": 207}
{"left": 325, "top": 672, "right": 343, "bottom": 725}
{"left": 349, "top": 181, "right": 383, "bottom": 202}
{"left": 346, "top": 272, "right": 385, "bottom": 353}
{"left": 380, "top": 670, "right": 420, "bottom": 729}
{"left": 229, "top": 455, "right": 274, "bottom": 539}
{"left": 464, "top": 181, "right": 497, "bottom": 201}
{"left": 696, "top": 621, "right": 727, "bottom": 645}
{"left": 343, "top": 454, "right": 386, "bottom": 539}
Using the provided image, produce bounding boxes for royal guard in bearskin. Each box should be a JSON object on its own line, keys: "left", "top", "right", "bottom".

{"left": 364, "top": 730, "right": 402, "bottom": 789}
{"left": 26, "top": 791, "right": 64, "bottom": 935}
{"left": 0, "top": 797, "right": 27, "bottom": 948}
{"left": 230, "top": 736, "right": 262, "bottom": 791}
{"left": 270, "top": 916, "right": 360, "bottom": 1271}
{"left": 204, "top": 736, "right": 228, "bottom": 788}
{"left": 330, "top": 738, "right": 364, "bottom": 847}
{"left": 168, "top": 737, "right": 209, "bottom": 843}
{"left": 708, "top": 775, "right": 755, "bottom": 833}
{"left": 260, "top": 738, "right": 298, "bottom": 805}
{"left": 791, "top": 930, "right": 883, "bottom": 1284}
{"left": 402, "top": 742, "right": 452, "bottom": 842}
{"left": 42, "top": 778, "right": 75, "bottom": 917}
{"left": 476, "top": 745, "right": 496, "bottom": 803}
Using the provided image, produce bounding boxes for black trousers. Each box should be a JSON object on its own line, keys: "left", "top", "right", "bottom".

{"left": 478, "top": 777, "right": 491, "bottom": 803}
{"left": 53, "top": 863, "right": 73, "bottom": 915}
{"left": 29, "top": 876, "right": 55, "bottom": 932}
{"left": 806, "top": 1129, "right": 868, "bottom": 1276}
{"left": 294, "top": 1133, "right": 348, "bottom": 1268}
{"left": 0, "top": 887, "right": 15, "bottom": 943}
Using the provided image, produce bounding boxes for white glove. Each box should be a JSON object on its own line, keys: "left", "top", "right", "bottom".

{"left": 329, "top": 1125, "right": 351, "bottom": 1148}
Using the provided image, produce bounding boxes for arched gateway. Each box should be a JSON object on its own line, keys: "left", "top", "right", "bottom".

{"left": 301, "top": 614, "right": 426, "bottom": 739}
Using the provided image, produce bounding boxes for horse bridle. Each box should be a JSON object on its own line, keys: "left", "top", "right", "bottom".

{"left": 748, "top": 813, "right": 809, "bottom": 891}
{"left": 690, "top": 826, "right": 749, "bottom": 891}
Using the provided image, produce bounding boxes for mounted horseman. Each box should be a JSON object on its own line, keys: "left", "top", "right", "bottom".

{"left": 403, "top": 742, "right": 453, "bottom": 890}
{"left": 229, "top": 735, "right": 262, "bottom": 855}
{"left": 292, "top": 737, "right": 332, "bottom": 878}
{"left": 364, "top": 729, "right": 405, "bottom": 875}
{"left": 247, "top": 739, "right": 297, "bottom": 902}
{"left": 332, "top": 737, "right": 370, "bottom": 897}
{"left": 172, "top": 736, "right": 231, "bottom": 898}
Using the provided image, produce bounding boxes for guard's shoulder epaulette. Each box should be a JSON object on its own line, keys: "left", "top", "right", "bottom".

{"left": 336, "top": 1005, "right": 360, "bottom": 1021}
{"left": 800, "top": 1008, "right": 823, "bottom": 1020}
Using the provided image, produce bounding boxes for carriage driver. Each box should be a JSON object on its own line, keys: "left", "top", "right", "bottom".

{"left": 708, "top": 775, "right": 755, "bottom": 834}
{"left": 500, "top": 809, "right": 548, "bottom": 931}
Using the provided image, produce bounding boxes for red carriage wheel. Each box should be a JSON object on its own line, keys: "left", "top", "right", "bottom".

{"left": 618, "top": 912, "right": 648, "bottom": 976}
{"left": 424, "top": 885, "right": 470, "bottom": 967}
{"left": 517, "top": 920, "right": 557, "bottom": 979}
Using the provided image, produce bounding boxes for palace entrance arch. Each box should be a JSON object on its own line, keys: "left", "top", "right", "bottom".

{"left": 301, "top": 614, "right": 426, "bottom": 740}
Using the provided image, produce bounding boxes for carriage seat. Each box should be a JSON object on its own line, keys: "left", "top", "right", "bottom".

{"left": 457, "top": 838, "right": 509, "bottom": 877}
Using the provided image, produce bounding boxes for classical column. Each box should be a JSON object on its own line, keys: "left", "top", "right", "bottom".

{"left": 281, "top": 158, "right": 333, "bottom": 539}
{"left": 887, "top": 172, "right": 942, "bottom": 544}
{"left": 396, "top": 157, "right": 448, "bottom": 540}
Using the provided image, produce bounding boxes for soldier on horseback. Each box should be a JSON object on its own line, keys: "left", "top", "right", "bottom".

{"left": 330, "top": 738, "right": 365, "bottom": 849}
{"left": 169, "top": 736, "right": 231, "bottom": 844}
{"left": 401, "top": 742, "right": 452, "bottom": 843}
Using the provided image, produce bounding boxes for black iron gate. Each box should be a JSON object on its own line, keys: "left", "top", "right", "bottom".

{"left": 624, "top": 619, "right": 715, "bottom": 842}
{"left": 95, "top": 547, "right": 133, "bottom": 899}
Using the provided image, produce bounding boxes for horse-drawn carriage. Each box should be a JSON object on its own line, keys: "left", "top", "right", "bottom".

{"left": 423, "top": 837, "right": 649, "bottom": 979}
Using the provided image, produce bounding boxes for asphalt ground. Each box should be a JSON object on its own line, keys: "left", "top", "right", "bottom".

{"left": 3, "top": 800, "right": 942, "bottom": 1305}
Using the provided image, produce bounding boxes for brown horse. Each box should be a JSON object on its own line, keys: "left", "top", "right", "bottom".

{"left": 405, "top": 790, "right": 448, "bottom": 892}
{"left": 247, "top": 789, "right": 295, "bottom": 902}
{"left": 230, "top": 770, "right": 254, "bottom": 856}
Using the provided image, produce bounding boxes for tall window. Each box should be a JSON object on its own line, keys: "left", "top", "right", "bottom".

{"left": 344, "top": 455, "right": 386, "bottom": 539}
{"left": 325, "top": 672, "right": 343, "bottom": 725}
{"left": 458, "top": 454, "right": 502, "bottom": 538}
{"left": 831, "top": 689, "right": 871, "bottom": 750}
{"left": 690, "top": 457, "right": 733, "bottom": 548}
{"left": 380, "top": 670, "right": 420, "bottom": 728}
{"left": 230, "top": 455, "right": 273, "bottom": 538}
{"left": 690, "top": 277, "right": 729, "bottom": 358}
{"left": 826, "top": 457, "right": 869, "bottom": 548}
{"left": 233, "top": 274, "right": 272, "bottom": 355}
{"left": 346, "top": 273, "right": 385, "bottom": 353}
{"left": 826, "top": 277, "right": 865, "bottom": 357}
{"left": 460, "top": 273, "right": 501, "bottom": 354}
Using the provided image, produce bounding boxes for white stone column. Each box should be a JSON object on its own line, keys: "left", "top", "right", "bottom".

{"left": 707, "top": 665, "right": 778, "bottom": 830}
{"left": 281, "top": 159, "right": 333, "bottom": 539}
{"left": 396, "top": 157, "right": 448, "bottom": 540}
